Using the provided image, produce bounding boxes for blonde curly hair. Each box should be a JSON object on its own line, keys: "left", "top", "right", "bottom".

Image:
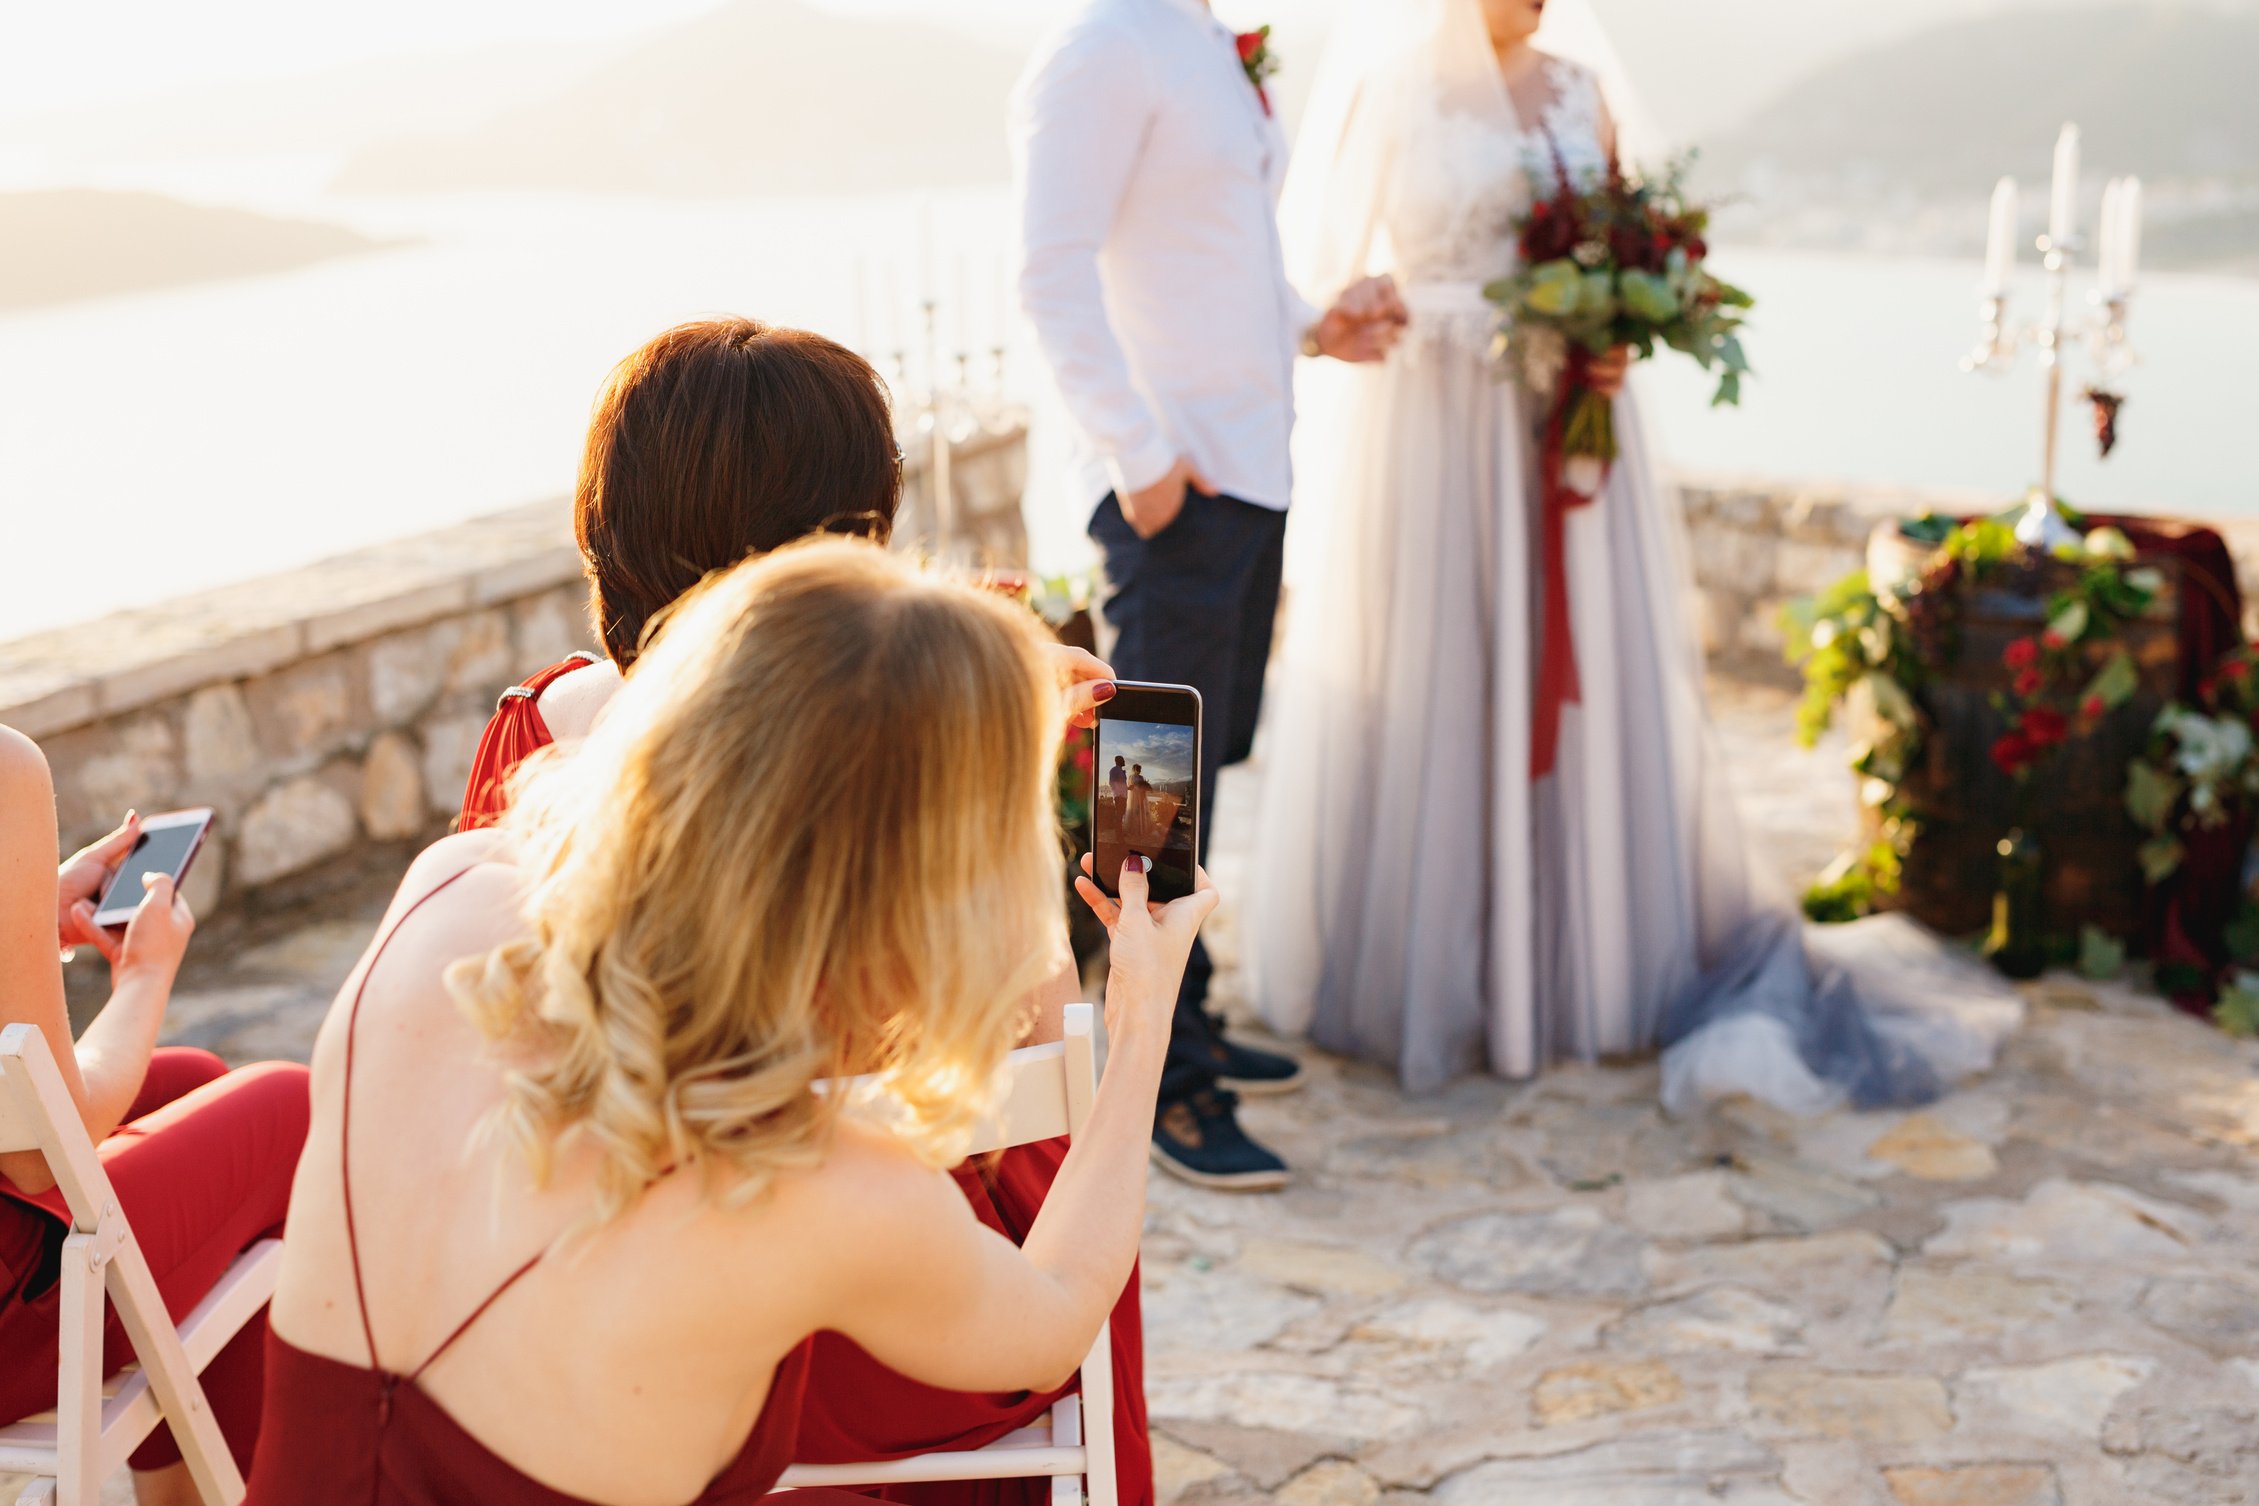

{"left": 448, "top": 538, "right": 1065, "bottom": 1220}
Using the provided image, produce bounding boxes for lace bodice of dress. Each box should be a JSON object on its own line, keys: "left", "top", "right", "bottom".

{"left": 1381, "top": 55, "right": 1608, "bottom": 291}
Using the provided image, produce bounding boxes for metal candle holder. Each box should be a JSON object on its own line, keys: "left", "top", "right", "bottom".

{"left": 879, "top": 300, "right": 1020, "bottom": 562}
{"left": 1962, "top": 223, "right": 2138, "bottom": 552}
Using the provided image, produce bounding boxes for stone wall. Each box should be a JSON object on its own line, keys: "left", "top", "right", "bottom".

{"left": 0, "top": 427, "right": 1032, "bottom": 926}
{"left": 1677, "top": 473, "right": 2259, "bottom": 665}
{"left": 0, "top": 502, "right": 590, "bottom": 922}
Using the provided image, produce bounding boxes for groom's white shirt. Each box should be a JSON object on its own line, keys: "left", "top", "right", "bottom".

{"left": 1011, "top": 0, "right": 1318, "bottom": 514}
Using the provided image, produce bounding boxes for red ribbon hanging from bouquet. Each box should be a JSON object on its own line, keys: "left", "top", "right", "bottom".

{"left": 1531, "top": 347, "right": 1603, "bottom": 782}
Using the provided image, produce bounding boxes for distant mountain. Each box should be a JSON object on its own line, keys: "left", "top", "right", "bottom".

{"left": 1698, "top": 4, "right": 2259, "bottom": 269}
{"left": 0, "top": 190, "right": 401, "bottom": 311}
{"left": 1708, "top": 4, "right": 2259, "bottom": 193}
{"left": 336, "top": 0, "right": 1025, "bottom": 198}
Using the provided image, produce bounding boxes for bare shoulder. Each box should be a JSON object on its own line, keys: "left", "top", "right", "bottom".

{"left": 0, "top": 724, "right": 50, "bottom": 795}
{"left": 532, "top": 659, "right": 622, "bottom": 744}
{"left": 769, "top": 1118, "right": 972, "bottom": 1255}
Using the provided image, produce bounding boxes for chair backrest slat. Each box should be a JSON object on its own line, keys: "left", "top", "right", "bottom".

{"left": 0, "top": 1047, "right": 39, "bottom": 1156}
{"left": 0, "top": 1023, "right": 118, "bottom": 1232}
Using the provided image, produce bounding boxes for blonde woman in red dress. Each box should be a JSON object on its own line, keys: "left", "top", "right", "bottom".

{"left": 456, "top": 318, "right": 1151, "bottom": 1506}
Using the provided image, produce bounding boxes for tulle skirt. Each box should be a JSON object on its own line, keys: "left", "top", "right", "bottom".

{"left": 1248, "top": 286, "right": 2018, "bottom": 1110}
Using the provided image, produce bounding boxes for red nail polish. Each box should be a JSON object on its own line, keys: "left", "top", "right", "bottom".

{"left": 1093, "top": 681, "right": 1117, "bottom": 703}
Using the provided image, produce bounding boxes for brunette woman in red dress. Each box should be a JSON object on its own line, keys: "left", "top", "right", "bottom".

{"left": 250, "top": 542, "right": 1209, "bottom": 1506}
{"left": 456, "top": 318, "right": 1151, "bottom": 1506}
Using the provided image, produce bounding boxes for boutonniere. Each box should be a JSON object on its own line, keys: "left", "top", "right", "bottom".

{"left": 1236, "top": 26, "right": 1279, "bottom": 116}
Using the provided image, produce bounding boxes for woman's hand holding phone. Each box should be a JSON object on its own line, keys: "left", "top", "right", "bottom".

{"left": 56, "top": 810, "right": 141, "bottom": 956}
{"left": 1074, "top": 852, "right": 1218, "bottom": 1053}
{"left": 56, "top": 809, "right": 196, "bottom": 987}
{"left": 1044, "top": 644, "right": 1118, "bottom": 732}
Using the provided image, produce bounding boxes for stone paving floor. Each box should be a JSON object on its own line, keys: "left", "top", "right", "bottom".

{"left": 37, "top": 676, "right": 2259, "bottom": 1505}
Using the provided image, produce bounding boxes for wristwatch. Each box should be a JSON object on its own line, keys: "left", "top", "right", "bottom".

{"left": 1299, "top": 323, "right": 1324, "bottom": 359}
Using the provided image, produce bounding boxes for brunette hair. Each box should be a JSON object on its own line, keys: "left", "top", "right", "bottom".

{"left": 573, "top": 317, "right": 901, "bottom": 666}
{"left": 454, "top": 539, "right": 1064, "bottom": 1220}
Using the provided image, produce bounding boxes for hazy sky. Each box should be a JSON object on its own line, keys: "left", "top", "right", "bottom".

{"left": 0, "top": 0, "right": 2133, "bottom": 135}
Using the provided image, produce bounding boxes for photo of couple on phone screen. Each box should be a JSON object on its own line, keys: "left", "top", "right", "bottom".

{"left": 1094, "top": 720, "right": 1194, "bottom": 880}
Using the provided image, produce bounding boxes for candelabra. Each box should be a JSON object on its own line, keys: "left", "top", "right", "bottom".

{"left": 880, "top": 300, "right": 1023, "bottom": 563}
{"left": 1961, "top": 125, "right": 2141, "bottom": 553}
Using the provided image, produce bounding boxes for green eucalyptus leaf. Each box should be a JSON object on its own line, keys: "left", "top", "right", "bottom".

{"left": 2047, "top": 600, "right": 2090, "bottom": 644}
{"left": 2137, "top": 833, "right": 2187, "bottom": 884}
{"left": 2126, "top": 758, "right": 2183, "bottom": 831}
{"left": 2083, "top": 650, "right": 2141, "bottom": 712}
{"left": 1619, "top": 270, "right": 1679, "bottom": 324}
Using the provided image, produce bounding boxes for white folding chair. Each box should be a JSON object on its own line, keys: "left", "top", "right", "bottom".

{"left": 0, "top": 1023, "right": 281, "bottom": 1506}
{"left": 773, "top": 1000, "right": 1118, "bottom": 1506}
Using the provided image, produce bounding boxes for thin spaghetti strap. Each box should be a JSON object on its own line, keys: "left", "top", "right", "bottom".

{"left": 404, "top": 1249, "right": 547, "bottom": 1383}
{"left": 339, "top": 862, "right": 484, "bottom": 1371}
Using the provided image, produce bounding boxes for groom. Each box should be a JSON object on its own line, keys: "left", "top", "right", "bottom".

{"left": 1012, "top": 0, "right": 1405, "bottom": 1190}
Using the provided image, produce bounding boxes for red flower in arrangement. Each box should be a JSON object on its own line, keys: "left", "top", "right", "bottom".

{"left": 1991, "top": 731, "right": 2035, "bottom": 776}
{"left": 2013, "top": 666, "right": 2045, "bottom": 697}
{"left": 2003, "top": 637, "right": 2041, "bottom": 671}
{"left": 2020, "top": 705, "right": 2070, "bottom": 748}
{"left": 2081, "top": 693, "right": 2106, "bottom": 720}
{"left": 2041, "top": 629, "right": 2068, "bottom": 651}
{"left": 1235, "top": 26, "right": 1278, "bottom": 115}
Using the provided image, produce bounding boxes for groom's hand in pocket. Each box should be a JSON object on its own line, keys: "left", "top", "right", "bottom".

{"left": 1121, "top": 455, "right": 1214, "bottom": 540}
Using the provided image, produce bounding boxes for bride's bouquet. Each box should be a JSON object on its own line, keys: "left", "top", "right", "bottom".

{"left": 1483, "top": 156, "right": 1752, "bottom": 496}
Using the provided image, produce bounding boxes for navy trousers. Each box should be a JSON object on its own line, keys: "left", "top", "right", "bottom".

{"left": 1090, "top": 489, "right": 1287, "bottom": 1106}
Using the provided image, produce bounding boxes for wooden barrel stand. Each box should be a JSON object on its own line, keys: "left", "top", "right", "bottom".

{"left": 1860, "top": 524, "right": 2183, "bottom": 940}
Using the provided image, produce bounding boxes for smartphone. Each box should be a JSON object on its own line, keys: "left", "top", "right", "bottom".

{"left": 1090, "top": 682, "right": 1202, "bottom": 904}
{"left": 91, "top": 808, "right": 214, "bottom": 929}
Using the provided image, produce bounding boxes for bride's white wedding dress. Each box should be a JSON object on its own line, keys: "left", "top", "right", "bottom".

{"left": 1249, "top": 0, "right": 2019, "bottom": 1109}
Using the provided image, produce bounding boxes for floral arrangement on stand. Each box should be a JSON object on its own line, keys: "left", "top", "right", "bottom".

{"left": 2125, "top": 644, "right": 2259, "bottom": 1029}
{"left": 1784, "top": 513, "right": 2160, "bottom": 953}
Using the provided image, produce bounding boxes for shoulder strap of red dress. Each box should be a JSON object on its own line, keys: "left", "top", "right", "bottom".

{"left": 458, "top": 653, "right": 606, "bottom": 832}
{"left": 337, "top": 861, "right": 484, "bottom": 1372}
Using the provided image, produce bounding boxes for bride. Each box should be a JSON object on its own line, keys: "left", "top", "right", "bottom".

{"left": 1249, "top": 0, "right": 2018, "bottom": 1109}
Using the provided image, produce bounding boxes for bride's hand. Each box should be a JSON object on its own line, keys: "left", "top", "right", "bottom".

{"left": 1587, "top": 344, "right": 1633, "bottom": 397}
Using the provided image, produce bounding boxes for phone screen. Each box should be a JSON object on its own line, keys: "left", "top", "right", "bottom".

{"left": 95, "top": 819, "right": 207, "bottom": 923}
{"left": 1092, "top": 685, "right": 1200, "bottom": 904}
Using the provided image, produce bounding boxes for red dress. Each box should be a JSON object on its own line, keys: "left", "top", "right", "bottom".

{"left": 245, "top": 867, "right": 860, "bottom": 1506}
{"left": 459, "top": 659, "right": 1154, "bottom": 1506}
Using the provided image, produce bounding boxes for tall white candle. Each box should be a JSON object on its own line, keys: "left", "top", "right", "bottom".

{"left": 854, "top": 257, "right": 871, "bottom": 354}
{"left": 917, "top": 198, "right": 936, "bottom": 305}
{"left": 2117, "top": 176, "right": 2142, "bottom": 290}
{"left": 2095, "top": 179, "right": 2122, "bottom": 293}
{"left": 2048, "top": 123, "right": 2080, "bottom": 243}
{"left": 955, "top": 253, "right": 969, "bottom": 353}
{"left": 1983, "top": 176, "right": 2017, "bottom": 295}
{"left": 885, "top": 260, "right": 903, "bottom": 352}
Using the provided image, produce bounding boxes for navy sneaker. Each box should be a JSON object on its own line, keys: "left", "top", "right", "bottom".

{"left": 1198, "top": 1013, "right": 1307, "bottom": 1095}
{"left": 1151, "top": 1088, "right": 1290, "bottom": 1191}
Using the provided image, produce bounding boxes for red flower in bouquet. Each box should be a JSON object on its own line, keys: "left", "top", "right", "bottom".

{"left": 1235, "top": 26, "right": 1278, "bottom": 114}
{"left": 2003, "top": 637, "right": 2041, "bottom": 671}
{"left": 2081, "top": 693, "right": 2106, "bottom": 720}
{"left": 2020, "top": 705, "right": 2070, "bottom": 748}
{"left": 1991, "top": 731, "right": 2035, "bottom": 776}
{"left": 2013, "top": 666, "right": 2045, "bottom": 698}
